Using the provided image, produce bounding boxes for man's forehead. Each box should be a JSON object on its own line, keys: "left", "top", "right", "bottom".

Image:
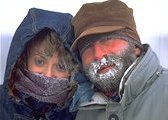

{"left": 77, "top": 33, "right": 129, "bottom": 54}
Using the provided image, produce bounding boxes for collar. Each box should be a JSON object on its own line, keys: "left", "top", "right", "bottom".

{"left": 120, "top": 44, "right": 163, "bottom": 107}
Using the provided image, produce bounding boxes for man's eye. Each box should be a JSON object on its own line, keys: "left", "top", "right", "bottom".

{"left": 35, "top": 58, "right": 44, "bottom": 66}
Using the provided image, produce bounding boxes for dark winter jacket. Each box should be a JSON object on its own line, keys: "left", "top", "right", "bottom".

{"left": 0, "top": 8, "right": 76, "bottom": 120}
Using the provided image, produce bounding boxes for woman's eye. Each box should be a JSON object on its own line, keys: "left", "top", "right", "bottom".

{"left": 56, "top": 63, "right": 66, "bottom": 71}
{"left": 35, "top": 58, "right": 44, "bottom": 66}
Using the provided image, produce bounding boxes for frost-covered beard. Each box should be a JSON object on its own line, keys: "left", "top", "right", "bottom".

{"left": 84, "top": 44, "right": 136, "bottom": 93}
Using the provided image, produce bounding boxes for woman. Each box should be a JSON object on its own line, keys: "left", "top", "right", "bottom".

{"left": 0, "top": 8, "right": 78, "bottom": 120}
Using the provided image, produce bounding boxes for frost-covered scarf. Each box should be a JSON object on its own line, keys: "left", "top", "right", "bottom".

{"left": 14, "top": 67, "right": 77, "bottom": 107}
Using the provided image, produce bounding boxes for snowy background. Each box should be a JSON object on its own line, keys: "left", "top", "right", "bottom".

{"left": 1, "top": 0, "right": 168, "bottom": 84}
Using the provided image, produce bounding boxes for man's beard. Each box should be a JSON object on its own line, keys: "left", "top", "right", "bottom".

{"left": 84, "top": 44, "right": 137, "bottom": 93}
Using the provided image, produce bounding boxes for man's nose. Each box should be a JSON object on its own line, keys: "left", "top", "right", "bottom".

{"left": 94, "top": 41, "right": 107, "bottom": 60}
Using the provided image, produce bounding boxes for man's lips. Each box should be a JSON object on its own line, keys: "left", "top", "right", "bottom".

{"left": 97, "top": 65, "right": 113, "bottom": 74}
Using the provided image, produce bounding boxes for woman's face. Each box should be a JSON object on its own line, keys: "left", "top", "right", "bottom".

{"left": 27, "top": 41, "right": 70, "bottom": 79}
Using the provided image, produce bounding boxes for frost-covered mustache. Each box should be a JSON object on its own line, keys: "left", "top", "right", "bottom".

{"left": 86, "top": 55, "right": 123, "bottom": 77}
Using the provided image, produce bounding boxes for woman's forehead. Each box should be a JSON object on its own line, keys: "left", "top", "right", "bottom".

{"left": 29, "top": 41, "right": 58, "bottom": 57}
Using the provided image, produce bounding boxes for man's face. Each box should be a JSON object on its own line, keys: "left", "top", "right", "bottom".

{"left": 81, "top": 39, "right": 137, "bottom": 92}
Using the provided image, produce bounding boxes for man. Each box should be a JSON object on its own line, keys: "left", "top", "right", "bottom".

{"left": 71, "top": 0, "right": 168, "bottom": 120}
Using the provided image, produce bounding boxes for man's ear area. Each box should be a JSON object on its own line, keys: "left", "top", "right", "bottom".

{"left": 135, "top": 47, "right": 141, "bottom": 57}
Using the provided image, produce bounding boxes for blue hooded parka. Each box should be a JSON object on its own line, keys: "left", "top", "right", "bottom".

{"left": 0, "top": 8, "right": 76, "bottom": 120}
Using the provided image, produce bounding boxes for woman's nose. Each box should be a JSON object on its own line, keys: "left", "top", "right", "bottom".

{"left": 43, "top": 70, "right": 53, "bottom": 77}
{"left": 41, "top": 67, "right": 56, "bottom": 78}
{"left": 45, "top": 71, "right": 52, "bottom": 77}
